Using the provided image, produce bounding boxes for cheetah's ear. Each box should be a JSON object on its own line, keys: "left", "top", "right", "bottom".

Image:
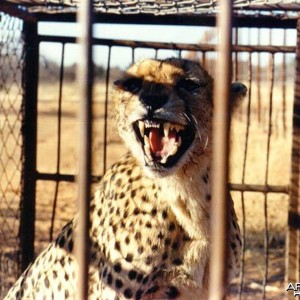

{"left": 231, "top": 82, "right": 247, "bottom": 110}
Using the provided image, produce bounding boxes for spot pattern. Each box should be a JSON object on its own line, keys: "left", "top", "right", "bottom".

{"left": 4, "top": 58, "right": 243, "bottom": 300}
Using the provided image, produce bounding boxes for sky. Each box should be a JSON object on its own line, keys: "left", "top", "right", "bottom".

{"left": 38, "top": 22, "right": 297, "bottom": 69}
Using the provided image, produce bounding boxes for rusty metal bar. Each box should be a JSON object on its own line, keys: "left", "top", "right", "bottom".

{"left": 36, "top": 170, "right": 289, "bottom": 194}
{"left": 20, "top": 20, "right": 39, "bottom": 272}
{"left": 131, "top": 47, "right": 135, "bottom": 64}
{"left": 238, "top": 52, "right": 253, "bottom": 300}
{"left": 49, "top": 43, "right": 65, "bottom": 242}
{"left": 103, "top": 46, "right": 111, "bottom": 175}
{"left": 237, "top": 4, "right": 300, "bottom": 11}
{"left": 38, "top": 35, "right": 297, "bottom": 54}
{"left": 233, "top": 27, "right": 238, "bottom": 81}
{"left": 178, "top": 49, "right": 182, "bottom": 59}
{"left": 282, "top": 29, "right": 287, "bottom": 135}
{"left": 229, "top": 183, "right": 289, "bottom": 194}
{"left": 0, "top": 4, "right": 297, "bottom": 28}
{"left": 257, "top": 28, "right": 262, "bottom": 124}
{"left": 262, "top": 51, "right": 275, "bottom": 300}
{"left": 202, "top": 51, "right": 207, "bottom": 69}
{"left": 209, "top": 2, "right": 232, "bottom": 300}
{"left": 154, "top": 49, "right": 158, "bottom": 59}
{"left": 3, "top": 1, "right": 300, "bottom": 12}
{"left": 35, "top": 170, "right": 289, "bottom": 194}
{"left": 286, "top": 19, "right": 300, "bottom": 296}
{"left": 75, "top": 0, "right": 94, "bottom": 299}
{"left": 36, "top": 172, "right": 101, "bottom": 183}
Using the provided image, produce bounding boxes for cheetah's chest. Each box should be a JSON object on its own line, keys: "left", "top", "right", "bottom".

{"left": 89, "top": 167, "right": 192, "bottom": 299}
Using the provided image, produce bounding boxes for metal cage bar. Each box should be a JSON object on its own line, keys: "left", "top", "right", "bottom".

{"left": 49, "top": 42, "right": 65, "bottom": 242}
{"left": 102, "top": 46, "right": 111, "bottom": 175}
{"left": 75, "top": 0, "right": 94, "bottom": 298}
{"left": 209, "top": 2, "right": 232, "bottom": 299}
{"left": 0, "top": 13, "right": 294, "bottom": 298}
{"left": 37, "top": 35, "right": 297, "bottom": 54}
{"left": 238, "top": 51, "right": 253, "bottom": 300}
{"left": 286, "top": 18, "right": 300, "bottom": 298}
{"left": 20, "top": 20, "right": 39, "bottom": 272}
{"left": 262, "top": 51, "right": 275, "bottom": 299}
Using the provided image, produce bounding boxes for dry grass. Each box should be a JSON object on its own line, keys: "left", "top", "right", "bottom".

{"left": 0, "top": 80, "right": 294, "bottom": 298}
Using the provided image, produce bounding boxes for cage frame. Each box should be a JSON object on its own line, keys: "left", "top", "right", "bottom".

{"left": 0, "top": 1, "right": 300, "bottom": 299}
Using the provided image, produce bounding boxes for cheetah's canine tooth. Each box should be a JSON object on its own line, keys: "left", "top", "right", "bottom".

{"left": 163, "top": 122, "right": 170, "bottom": 137}
{"left": 138, "top": 121, "right": 145, "bottom": 136}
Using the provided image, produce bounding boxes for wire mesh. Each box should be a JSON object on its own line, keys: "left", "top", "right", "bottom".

{"left": 30, "top": 31, "right": 294, "bottom": 299}
{"left": 0, "top": 13, "right": 24, "bottom": 297}
{"left": 0, "top": 19, "right": 296, "bottom": 298}
{"left": 2, "top": 0, "right": 300, "bottom": 15}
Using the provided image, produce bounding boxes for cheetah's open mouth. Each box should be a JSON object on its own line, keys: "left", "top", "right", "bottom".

{"left": 133, "top": 119, "right": 195, "bottom": 168}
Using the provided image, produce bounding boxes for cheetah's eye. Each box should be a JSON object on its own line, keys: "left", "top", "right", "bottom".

{"left": 176, "top": 79, "right": 204, "bottom": 95}
{"left": 114, "top": 77, "right": 143, "bottom": 94}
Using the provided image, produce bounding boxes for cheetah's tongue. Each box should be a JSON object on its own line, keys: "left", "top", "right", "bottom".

{"left": 149, "top": 128, "right": 177, "bottom": 158}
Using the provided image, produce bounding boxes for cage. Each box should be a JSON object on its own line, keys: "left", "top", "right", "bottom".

{"left": 0, "top": 1, "right": 299, "bottom": 299}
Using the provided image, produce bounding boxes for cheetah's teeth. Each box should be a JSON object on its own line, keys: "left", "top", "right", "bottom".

{"left": 170, "top": 145, "right": 178, "bottom": 156}
{"left": 144, "top": 135, "right": 152, "bottom": 158}
{"left": 145, "top": 121, "right": 160, "bottom": 129}
{"left": 170, "top": 123, "right": 185, "bottom": 132}
{"left": 164, "top": 122, "right": 170, "bottom": 137}
{"left": 139, "top": 121, "right": 145, "bottom": 137}
{"left": 177, "top": 136, "right": 182, "bottom": 147}
{"left": 144, "top": 134, "right": 150, "bottom": 145}
{"left": 161, "top": 156, "right": 168, "bottom": 164}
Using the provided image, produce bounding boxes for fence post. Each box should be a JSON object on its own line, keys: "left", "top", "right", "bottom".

{"left": 20, "top": 20, "right": 39, "bottom": 272}
{"left": 286, "top": 18, "right": 300, "bottom": 299}
{"left": 75, "top": 0, "right": 94, "bottom": 299}
{"left": 209, "top": 2, "right": 232, "bottom": 300}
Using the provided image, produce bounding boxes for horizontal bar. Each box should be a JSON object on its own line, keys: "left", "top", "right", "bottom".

{"left": 37, "top": 13, "right": 298, "bottom": 29}
{"left": 240, "top": 4, "right": 300, "bottom": 11}
{"left": 0, "top": 4, "right": 297, "bottom": 28}
{"left": 38, "top": 35, "right": 296, "bottom": 53}
{"left": 229, "top": 183, "right": 289, "bottom": 194}
{"left": 36, "top": 172, "right": 289, "bottom": 194}
{"left": 36, "top": 172, "right": 101, "bottom": 183}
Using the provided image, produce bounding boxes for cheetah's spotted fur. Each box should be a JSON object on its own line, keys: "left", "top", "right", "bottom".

{"left": 5, "top": 58, "right": 246, "bottom": 300}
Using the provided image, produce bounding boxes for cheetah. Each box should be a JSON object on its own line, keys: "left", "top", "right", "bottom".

{"left": 5, "top": 58, "right": 246, "bottom": 300}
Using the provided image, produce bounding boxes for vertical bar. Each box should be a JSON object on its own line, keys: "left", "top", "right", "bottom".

{"left": 131, "top": 47, "right": 135, "bottom": 64}
{"left": 282, "top": 29, "right": 287, "bottom": 135}
{"left": 75, "top": 1, "right": 94, "bottom": 299}
{"left": 257, "top": 28, "right": 262, "bottom": 124}
{"left": 202, "top": 51, "right": 207, "bottom": 69}
{"left": 103, "top": 46, "right": 111, "bottom": 174}
{"left": 49, "top": 43, "right": 65, "bottom": 241}
{"left": 234, "top": 27, "right": 238, "bottom": 82}
{"left": 209, "top": 2, "right": 232, "bottom": 300}
{"left": 286, "top": 19, "right": 300, "bottom": 298}
{"left": 262, "top": 53, "right": 275, "bottom": 300}
{"left": 20, "top": 20, "right": 39, "bottom": 272}
{"left": 238, "top": 52, "right": 253, "bottom": 300}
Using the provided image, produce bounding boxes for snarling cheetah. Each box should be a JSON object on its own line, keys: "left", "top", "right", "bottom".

{"left": 5, "top": 58, "right": 246, "bottom": 300}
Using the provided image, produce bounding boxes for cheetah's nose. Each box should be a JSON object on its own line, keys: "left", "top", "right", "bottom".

{"left": 140, "top": 93, "right": 168, "bottom": 111}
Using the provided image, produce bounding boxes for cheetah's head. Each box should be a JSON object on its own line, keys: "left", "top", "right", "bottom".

{"left": 114, "top": 58, "right": 246, "bottom": 177}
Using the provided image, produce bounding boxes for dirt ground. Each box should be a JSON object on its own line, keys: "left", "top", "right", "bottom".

{"left": 0, "top": 80, "right": 294, "bottom": 298}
